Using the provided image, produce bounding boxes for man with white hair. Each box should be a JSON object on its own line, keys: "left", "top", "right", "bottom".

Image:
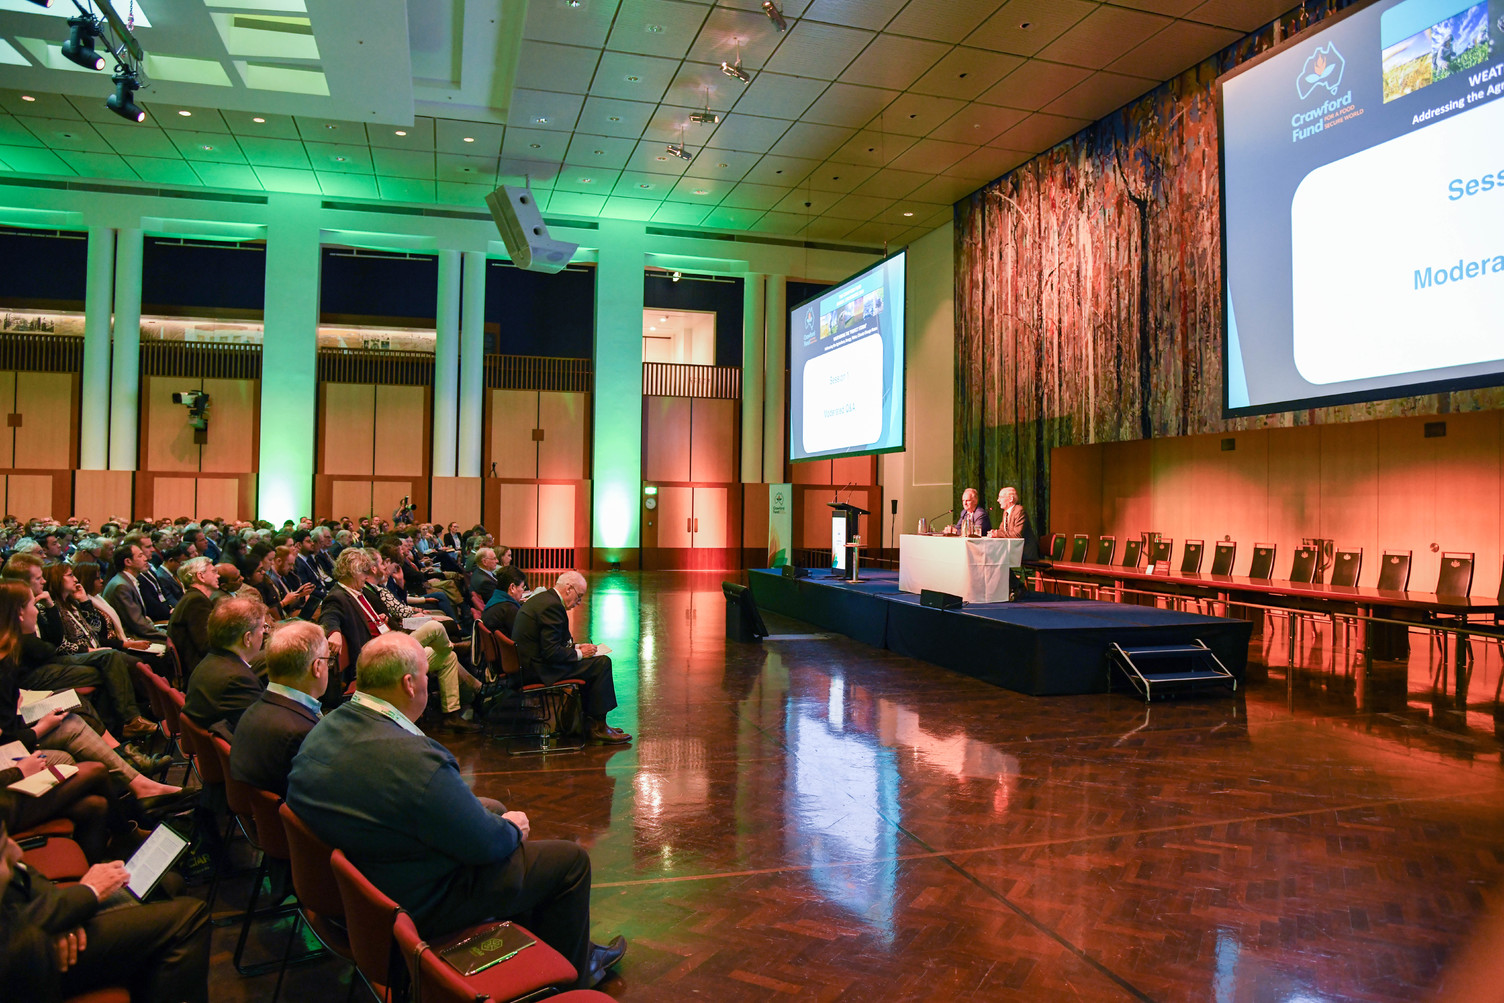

{"left": 512, "top": 571, "right": 630, "bottom": 745}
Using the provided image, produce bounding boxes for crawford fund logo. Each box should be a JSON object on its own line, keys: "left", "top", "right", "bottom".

{"left": 1297, "top": 42, "right": 1346, "bottom": 99}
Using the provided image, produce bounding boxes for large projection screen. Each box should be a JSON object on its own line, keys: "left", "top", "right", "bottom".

{"left": 788, "top": 252, "right": 907, "bottom": 463}
{"left": 1219, "top": 0, "right": 1504, "bottom": 416}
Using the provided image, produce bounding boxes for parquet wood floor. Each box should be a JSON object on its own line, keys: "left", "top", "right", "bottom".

{"left": 207, "top": 572, "right": 1504, "bottom": 1002}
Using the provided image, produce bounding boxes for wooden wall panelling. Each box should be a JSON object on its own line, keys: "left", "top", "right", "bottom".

{"left": 1148, "top": 435, "right": 1197, "bottom": 556}
{"left": 490, "top": 389, "right": 538, "bottom": 478}
{"left": 374, "top": 385, "right": 427, "bottom": 477}
{"left": 153, "top": 477, "right": 198, "bottom": 521}
{"left": 372, "top": 480, "right": 414, "bottom": 523}
{"left": 73, "top": 471, "right": 133, "bottom": 525}
{"left": 13, "top": 372, "right": 74, "bottom": 471}
{"left": 6, "top": 474, "right": 48, "bottom": 521}
{"left": 197, "top": 378, "right": 258, "bottom": 474}
{"left": 494, "top": 482, "right": 540, "bottom": 549}
{"left": 144, "top": 376, "right": 200, "bottom": 473}
{"left": 536, "top": 483, "right": 575, "bottom": 548}
{"left": 1426, "top": 410, "right": 1500, "bottom": 594}
{"left": 656, "top": 486, "right": 693, "bottom": 548}
{"left": 1376, "top": 417, "right": 1441, "bottom": 590}
{"left": 331, "top": 480, "right": 374, "bottom": 521}
{"left": 0, "top": 372, "right": 15, "bottom": 468}
{"left": 689, "top": 398, "right": 737, "bottom": 483}
{"left": 430, "top": 477, "right": 482, "bottom": 528}
{"left": 1206, "top": 433, "right": 1270, "bottom": 575}
{"left": 321, "top": 383, "right": 375, "bottom": 476}
{"left": 1099, "top": 438, "right": 1152, "bottom": 554}
{"left": 743, "top": 482, "right": 769, "bottom": 549}
{"left": 692, "top": 486, "right": 728, "bottom": 549}
{"left": 832, "top": 455, "right": 876, "bottom": 489}
{"left": 1263, "top": 426, "right": 1322, "bottom": 574}
{"left": 538, "top": 392, "right": 588, "bottom": 480}
{"left": 195, "top": 477, "right": 240, "bottom": 522}
{"left": 793, "top": 458, "right": 832, "bottom": 485}
{"left": 1317, "top": 421, "right": 1379, "bottom": 583}
{"left": 1047, "top": 444, "right": 1102, "bottom": 542}
{"left": 643, "top": 397, "right": 691, "bottom": 483}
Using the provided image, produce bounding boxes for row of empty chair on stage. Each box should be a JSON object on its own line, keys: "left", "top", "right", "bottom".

{"left": 1045, "top": 533, "right": 1500, "bottom": 599}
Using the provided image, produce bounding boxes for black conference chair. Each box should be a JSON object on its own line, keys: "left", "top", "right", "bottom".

{"left": 1247, "top": 544, "right": 1277, "bottom": 580}
{"left": 1180, "top": 541, "right": 1204, "bottom": 573}
{"left": 1050, "top": 533, "right": 1067, "bottom": 562}
{"left": 1327, "top": 548, "right": 1363, "bottom": 661}
{"left": 1121, "top": 538, "right": 1142, "bottom": 568}
{"left": 1210, "top": 541, "right": 1237, "bottom": 576}
{"left": 1429, "top": 552, "right": 1475, "bottom": 671}
{"left": 1376, "top": 550, "right": 1411, "bottom": 591}
{"left": 1148, "top": 538, "right": 1173, "bottom": 567}
{"left": 1069, "top": 534, "right": 1089, "bottom": 563}
{"left": 1287, "top": 546, "right": 1319, "bottom": 584}
{"left": 1095, "top": 536, "right": 1116, "bottom": 565}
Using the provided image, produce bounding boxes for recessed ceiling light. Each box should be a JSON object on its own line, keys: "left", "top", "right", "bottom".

{"left": 903, "top": 211, "right": 913, "bottom": 217}
{"left": 563, "top": 0, "right": 581, "bottom": 6}
{"left": 463, "top": 136, "right": 476, "bottom": 142}
{"left": 638, "top": 183, "right": 651, "bottom": 188}
{"left": 334, "top": 156, "right": 347, "bottom": 162}
{"left": 593, "top": 149, "right": 605, "bottom": 155}
{"left": 624, "top": 76, "right": 639, "bottom": 83}
{"left": 693, "top": 189, "right": 708, "bottom": 195}
{"left": 655, "top": 155, "right": 667, "bottom": 161}
{"left": 529, "top": 143, "right": 541, "bottom": 149}
{"left": 325, "top": 123, "right": 337, "bottom": 130}
{"left": 178, "top": 110, "right": 192, "bottom": 117}
{"left": 20, "top": 95, "right": 35, "bottom": 102}
{"left": 645, "top": 24, "right": 663, "bottom": 33}
{"left": 1019, "top": 21, "right": 1032, "bottom": 29}
{"left": 200, "top": 144, "right": 213, "bottom": 151}
{"left": 608, "top": 116, "right": 620, "bottom": 122}
{"left": 395, "top": 130, "right": 406, "bottom": 136}
{"left": 252, "top": 117, "right": 265, "bottom": 123}
{"left": 716, "top": 162, "right": 728, "bottom": 168}
{"left": 578, "top": 177, "right": 593, "bottom": 183}
{"left": 660, "top": 315, "right": 668, "bottom": 321}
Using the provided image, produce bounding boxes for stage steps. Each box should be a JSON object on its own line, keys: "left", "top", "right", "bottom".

{"left": 1109, "top": 640, "right": 1237, "bottom": 701}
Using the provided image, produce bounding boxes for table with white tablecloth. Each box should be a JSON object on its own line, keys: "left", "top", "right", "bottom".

{"left": 897, "top": 534, "right": 1024, "bottom": 604}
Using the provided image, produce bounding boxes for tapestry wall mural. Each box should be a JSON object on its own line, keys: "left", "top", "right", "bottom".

{"left": 953, "top": 0, "right": 1504, "bottom": 532}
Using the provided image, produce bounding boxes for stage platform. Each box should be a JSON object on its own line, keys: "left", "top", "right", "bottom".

{"left": 748, "top": 569, "right": 1252, "bottom": 696}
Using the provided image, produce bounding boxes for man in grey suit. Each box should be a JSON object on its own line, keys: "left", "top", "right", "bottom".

{"left": 992, "top": 486, "right": 1039, "bottom": 562}
{"left": 102, "top": 543, "right": 168, "bottom": 641}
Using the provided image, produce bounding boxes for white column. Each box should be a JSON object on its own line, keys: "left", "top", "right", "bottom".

{"left": 79, "top": 226, "right": 115, "bottom": 470}
{"left": 108, "top": 228, "right": 143, "bottom": 471}
{"left": 257, "top": 194, "right": 321, "bottom": 523}
{"left": 762, "top": 274, "right": 786, "bottom": 482}
{"left": 592, "top": 219, "right": 646, "bottom": 559}
{"left": 432, "top": 249, "right": 461, "bottom": 478}
{"left": 740, "top": 273, "right": 765, "bottom": 483}
{"left": 457, "top": 251, "right": 486, "bottom": 478}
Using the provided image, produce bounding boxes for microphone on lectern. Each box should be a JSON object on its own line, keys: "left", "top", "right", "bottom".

{"left": 833, "top": 481, "right": 853, "bottom": 503}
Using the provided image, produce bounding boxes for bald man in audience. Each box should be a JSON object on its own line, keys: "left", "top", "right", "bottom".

{"left": 230, "top": 621, "right": 328, "bottom": 797}
{"left": 513, "top": 571, "right": 630, "bottom": 745}
{"left": 286, "top": 632, "right": 626, "bottom": 989}
{"left": 182, "top": 598, "right": 267, "bottom": 737}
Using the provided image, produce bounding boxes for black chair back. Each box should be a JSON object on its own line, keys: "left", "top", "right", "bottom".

{"left": 1435, "top": 552, "right": 1474, "bottom": 597}
{"left": 1148, "top": 538, "right": 1173, "bottom": 565}
{"left": 1330, "top": 549, "right": 1362, "bottom": 587}
{"left": 1211, "top": 542, "right": 1236, "bottom": 575}
{"left": 1288, "top": 546, "right": 1319, "bottom": 584}
{"left": 1248, "top": 544, "right": 1277, "bottom": 580}
{"left": 1050, "top": 534, "right": 1067, "bottom": 561}
{"left": 1377, "top": 551, "right": 1411, "bottom": 591}
{"left": 1121, "top": 539, "right": 1142, "bottom": 567}
{"left": 1095, "top": 536, "right": 1116, "bottom": 565}
{"left": 1180, "top": 541, "right": 1204, "bottom": 573}
{"left": 1069, "top": 534, "right": 1089, "bottom": 563}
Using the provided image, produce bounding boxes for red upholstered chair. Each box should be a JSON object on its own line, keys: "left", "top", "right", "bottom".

{"left": 19, "top": 832, "right": 89, "bottom": 882}
{"left": 327, "top": 849, "right": 401, "bottom": 1000}
{"left": 129, "top": 662, "right": 191, "bottom": 784}
{"left": 484, "top": 625, "right": 584, "bottom": 754}
{"left": 63, "top": 989, "right": 131, "bottom": 1003}
{"left": 277, "top": 803, "right": 356, "bottom": 989}
{"left": 178, "top": 714, "right": 239, "bottom": 917}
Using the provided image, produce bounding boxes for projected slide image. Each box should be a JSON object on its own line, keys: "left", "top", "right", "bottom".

{"left": 801, "top": 334, "right": 884, "bottom": 454}
{"left": 800, "top": 305, "right": 818, "bottom": 346}
{"left": 1382, "top": 0, "right": 1492, "bottom": 101}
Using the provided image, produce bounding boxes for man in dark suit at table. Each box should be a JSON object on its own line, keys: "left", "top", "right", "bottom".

{"left": 513, "top": 571, "right": 630, "bottom": 745}
{"left": 230, "top": 620, "right": 327, "bottom": 797}
{"left": 944, "top": 488, "right": 991, "bottom": 537}
{"left": 991, "top": 486, "right": 1039, "bottom": 562}
{"left": 183, "top": 597, "right": 267, "bottom": 736}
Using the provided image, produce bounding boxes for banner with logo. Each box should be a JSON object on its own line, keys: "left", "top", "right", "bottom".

{"left": 767, "top": 483, "right": 791, "bottom": 567}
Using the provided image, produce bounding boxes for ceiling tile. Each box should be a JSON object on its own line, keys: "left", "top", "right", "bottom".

{"left": 842, "top": 219, "right": 909, "bottom": 243}
{"left": 191, "top": 162, "right": 262, "bottom": 190}
{"left": 873, "top": 199, "right": 946, "bottom": 224}
{"left": 827, "top": 129, "right": 917, "bottom": 166}
{"left": 991, "top": 110, "right": 1092, "bottom": 151}
{"left": 927, "top": 103, "right": 1027, "bottom": 144}
{"left": 700, "top": 205, "right": 765, "bottom": 229}
{"left": 911, "top": 47, "right": 1026, "bottom": 101}
{"left": 591, "top": 51, "right": 682, "bottom": 102}
{"left": 838, "top": 34, "right": 949, "bottom": 89}
{"left": 771, "top": 187, "right": 843, "bottom": 215}
{"left": 1041, "top": 70, "right": 1157, "bottom": 121}
{"left": 514, "top": 42, "right": 603, "bottom": 95}
{"left": 875, "top": 92, "right": 967, "bottom": 137}
{"left": 681, "top": 149, "right": 759, "bottom": 181}
{"left": 576, "top": 96, "right": 658, "bottom": 137}
{"left": 604, "top": 0, "right": 710, "bottom": 58}
{"left": 687, "top": 7, "right": 783, "bottom": 70}
{"left": 224, "top": 112, "right": 302, "bottom": 141}
{"left": 885, "top": 0, "right": 1003, "bottom": 43}
{"left": 1112, "top": 0, "right": 1201, "bottom": 14}
{"left": 801, "top": 82, "right": 899, "bottom": 128}
{"left": 704, "top": 113, "right": 792, "bottom": 152}
{"left": 502, "top": 127, "right": 569, "bottom": 161}
{"left": 1106, "top": 20, "right": 1243, "bottom": 80}
{"left": 437, "top": 119, "right": 506, "bottom": 156}
{"left": 601, "top": 195, "right": 661, "bottom": 220}
{"left": 254, "top": 166, "right": 323, "bottom": 195}
{"left": 0, "top": 117, "right": 39, "bottom": 149}
{"left": 651, "top": 200, "right": 713, "bottom": 225}
{"left": 767, "top": 121, "right": 855, "bottom": 160}
{"left": 565, "top": 133, "right": 639, "bottom": 167}
{"left": 715, "top": 0, "right": 816, "bottom": 15}
{"left": 801, "top": 216, "right": 858, "bottom": 240}
{"left": 18, "top": 118, "right": 109, "bottom": 154}
{"left": 524, "top": 0, "right": 619, "bottom": 47}
{"left": 1036, "top": 6, "right": 1174, "bottom": 69}
{"left": 825, "top": 192, "right": 892, "bottom": 220}
{"left": 304, "top": 142, "right": 375, "bottom": 173}
{"left": 803, "top": 161, "right": 876, "bottom": 193}
{"left": 624, "top": 139, "right": 695, "bottom": 176}
{"left": 0, "top": 91, "right": 76, "bottom": 119}
{"left": 668, "top": 173, "right": 735, "bottom": 201}
{"left": 372, "top": 147, "right": 437, "bottom": 180}
{"left": 644, "top": 103, "right": 714, "bottom": 144}
{"left": 943, "top": 146, "right": 1030, "bottom": 182}
{"left": 497, "top": 162, "right": 560, "bottom": 187}
{"left": 95, "top": 125, "right": 178, "bottom": 160}
{"left": 129, "top": 157, "right": 202, "bottom": 187}
{"left": 378, "top": 176, "right": 438, "bottom": 203}
{"left": 436, "top": 153, "right": 499, "bottom": 183}
{"left": 727, "top": 72, "right": 827, "bottom": 120}
{"left": 801, "top": 0, "right": 909, "bottom": 31}
{"left": 978, "top": 59, "right": 1092, "bottom": 110}
{"left": 53, "top": 150, "right": 138, "bottom": 181}
{"left": 887, "top": 137, "right": 975, "bottom": 173}
{"left": 316, "top": 172, "right": 381, "bottom": 200}
{"left": 366, "top": 118, "right": 436, "bottom": 151}
{"left": 663, "top": 61, "right": 740, "bottom": 111}
{"left": 436, "top": 181, "right": 494, "bottom": 207}
{"left": 546, "top": 190, "right": 608, "bottom": 217}
{"left": 906, "top": 172, "right": 989, "bottom": 203}
{"left": 741, "top": 153, "right": 818, "bottom": 184}
{"left": 1186, "top": 0, "right": 1296, "bottom": 32}
{"left": 851, "top": 167, "right": 929, "bottom": 198}
{"left": 612, "top": 169, "right": 681, "bottom": 195}
{"left": 722, "top": 181, "right": 792, "bottom": 209}
{"left": 965, "top": 0, "right": 1096, "bottom": 56}
{"left": 293, "top": 117, "right": 368, "bottom": 142}
{"left": 749, "top": 210, "right": 810, "bottom": 234}
{"left": 167, "top": 131, "right": 248, "bottom": 164}
{"left": 556, "top": 168, "right": 622, "bottom": 193}
{"left": 238, "top": 136, "right": 313, "bottom": 170}
{"left": 159, "top": 106, "right": 233, "bottom": 131}
{"left": 505, "top": 90, "right": 584, "bottom": 133}
{"left": 763, "top": 21, "right": 874, "bottom": 79}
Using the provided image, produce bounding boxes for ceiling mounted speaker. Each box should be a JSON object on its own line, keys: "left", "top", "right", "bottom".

{"left": 483, "top": 185, "right": 578, "bottom": 274}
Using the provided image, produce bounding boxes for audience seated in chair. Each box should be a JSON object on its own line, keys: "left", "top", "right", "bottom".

{"left": 482, "top": 565, "right": 529, "bottom": 638}
{"left": 319, "top": 547, "right": 394, "bottom": 695}
{"left": 229, "top": 620, "right": 327, "bottom": 800}
{"left": 182, "top": 597, "right": 267, "bottom": 737}
{"left": 102, "top": 542, "right": 169, "bottom": 642}
{"left": 167, "top": 558, "right": 217, "bottom": 683}
{"left": 513, "top": 571, "right": 631, "bottom": 746}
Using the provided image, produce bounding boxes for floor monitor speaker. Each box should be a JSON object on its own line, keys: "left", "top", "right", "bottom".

{"left": 920, "top": 589, "right": 963, "bottom": 610}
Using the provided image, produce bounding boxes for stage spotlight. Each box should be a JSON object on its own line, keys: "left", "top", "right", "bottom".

{"left": 689, "top": 110, "right": 719, "bottom": 124}
{"left": 762, "top": 1, "right": 787, "bottom": 32}
{"left": 62, "top": 16, "right": 106, "bottom": 71}
{"left": 106, "top": 71, "right": 146, "bottom": 123}
{"left": 671, "top": 271, "right": 682, "bottom": 282}
{"left": 665, "top": 143, "right": 692, "bottom": 161}
{"left": 720, "top": 58, "right": 750, "bottom": 83}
